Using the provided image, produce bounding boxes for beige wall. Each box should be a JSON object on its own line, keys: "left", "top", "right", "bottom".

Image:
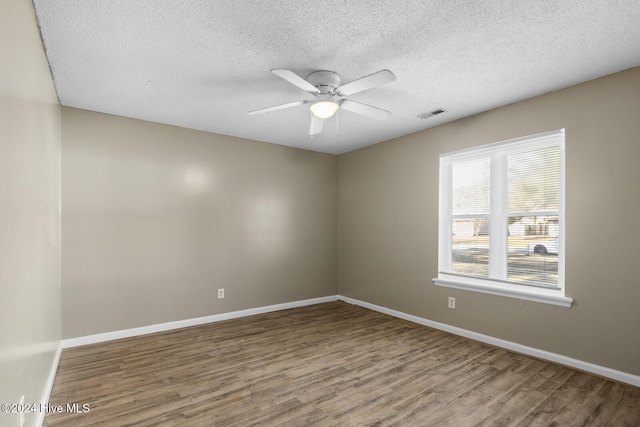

{"left": 0, "top": 0, "right": 61, "bottom": 426}
{"left": 338, "top": 67, "right": 640, "bottom": 376}
{"left": 61, "top": 108, "right": 338, "bottom": 338}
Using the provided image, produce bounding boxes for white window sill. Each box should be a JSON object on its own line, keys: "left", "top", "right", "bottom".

{"left": 433, "top": 274, "right": 573, "bottom": 307}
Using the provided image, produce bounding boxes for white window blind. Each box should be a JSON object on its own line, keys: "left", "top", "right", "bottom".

{"left": 434, "top": 129, "right": 571, "bottom": 307}
{"left": 507, "top": 145, "right": 560, "bottom": 285}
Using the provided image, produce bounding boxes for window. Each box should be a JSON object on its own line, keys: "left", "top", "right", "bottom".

{"left": 433, "top": 129, "right": 571, "bottom": 307}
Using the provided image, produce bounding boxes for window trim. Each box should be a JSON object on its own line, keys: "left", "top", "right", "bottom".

{"left": 433, "top": 129, "right": 572, "bottom": 307}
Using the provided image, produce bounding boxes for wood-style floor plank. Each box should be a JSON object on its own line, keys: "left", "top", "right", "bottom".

{"left": 44, "top": 301, "right": 640, "bottom": 426}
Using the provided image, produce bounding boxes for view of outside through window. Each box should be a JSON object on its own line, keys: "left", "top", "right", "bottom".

{"left": 451, "top": 157, "right": 490, "bottom": 278}
{"left": 450, "top": 146, "right": 560, "bottom": 286}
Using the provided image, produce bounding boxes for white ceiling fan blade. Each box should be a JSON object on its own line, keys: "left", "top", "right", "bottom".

{"left": 339, "top": 99, "right": 391, "bottom": 120}
{"left": 336, "top": 69, "right": 396, "bottom": 96}
{"left": 271, "top": 69, "right": 321, "bottom": 94}
{"left": 309, "top": 114, "right": 324, "bottom": 135}
{"left": 247, "top": 100, "right": 309, "bottom": 115}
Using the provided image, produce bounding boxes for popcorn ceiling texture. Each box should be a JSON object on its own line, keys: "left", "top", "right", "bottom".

{"left": 34, "top": 0, "right": 640, "bottom": 154}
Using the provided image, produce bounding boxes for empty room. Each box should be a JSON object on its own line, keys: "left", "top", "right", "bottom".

{"left": 2, "top": 0, "right": 640, "bottom": 426}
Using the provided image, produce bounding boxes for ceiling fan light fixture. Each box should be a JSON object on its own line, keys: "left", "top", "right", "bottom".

{"left": 310, "top": 100, "right": 339, "bottom": 119}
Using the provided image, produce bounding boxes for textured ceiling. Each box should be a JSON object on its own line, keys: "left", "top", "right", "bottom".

{"left": 34, "top": 0, "right": 640, "bottom": 154}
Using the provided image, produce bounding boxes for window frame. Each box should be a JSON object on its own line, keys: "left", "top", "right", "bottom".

{"left": 433, "top": 129, "right": 572, "bottom": 307}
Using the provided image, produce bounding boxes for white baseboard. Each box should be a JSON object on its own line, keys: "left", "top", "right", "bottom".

{"left": 337, "top": 295, "right": 640, "bottom": 388}
{"left": 37, "top": 342, "right": 62, "bottom": 427}
{"left": 62, "top": 295, "right": 338, "bottom": 348}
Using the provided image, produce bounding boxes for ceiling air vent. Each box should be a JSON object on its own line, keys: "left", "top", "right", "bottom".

{"left": 417, "top": 108, "right": 445, "bottom": 120}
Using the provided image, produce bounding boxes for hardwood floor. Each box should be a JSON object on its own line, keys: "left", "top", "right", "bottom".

{"left": 45, "top": 301, "right": 640, "bottom": 426}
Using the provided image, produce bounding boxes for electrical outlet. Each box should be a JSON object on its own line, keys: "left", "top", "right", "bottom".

{"left": 448, "top": 297, "right": 456, "bottom": 309}
{"left": 218, "top": 288, "right": 224, "bottom": 299}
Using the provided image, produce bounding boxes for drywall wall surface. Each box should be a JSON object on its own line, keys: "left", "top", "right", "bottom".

{"left": 0, "top": 0, "right": 62, "bottom": 426}
{"left": 338, "top": 67, "right": 640, "bottom": 375}
{"left": 61, "top": 108, "right": 338, "bottom": 338}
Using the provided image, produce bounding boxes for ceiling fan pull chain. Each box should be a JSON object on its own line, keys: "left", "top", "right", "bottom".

{"left": 336, "top": 109, "right": 339, "bottom": 137}
{"left": 309, "top": 110, "right": 315, "bottom": 139}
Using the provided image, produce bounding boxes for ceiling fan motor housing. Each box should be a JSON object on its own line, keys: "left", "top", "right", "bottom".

{"left": 305, "top": 70, "right": 341, "bottom": 94}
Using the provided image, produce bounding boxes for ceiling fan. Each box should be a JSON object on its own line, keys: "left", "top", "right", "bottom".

{"left": 248, "top": 69, "right": 396, "bottom": 135}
